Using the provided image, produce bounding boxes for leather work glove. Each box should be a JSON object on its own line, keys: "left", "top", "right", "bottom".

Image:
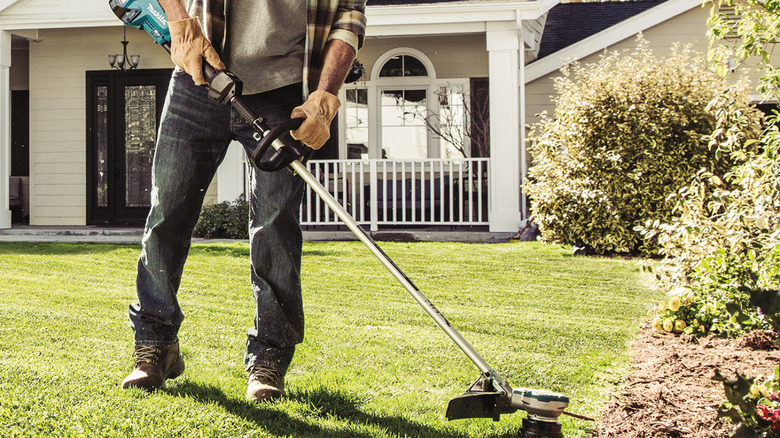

{"left": 290, "top": 90, "right": 341, "bottom": 150}
{"left": 168, "top": 17, "right": 225, "bottom": 85}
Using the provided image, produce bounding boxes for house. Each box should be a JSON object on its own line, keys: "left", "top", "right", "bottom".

{"left": 0, "top": 0, "right": 772, "bottom": 234}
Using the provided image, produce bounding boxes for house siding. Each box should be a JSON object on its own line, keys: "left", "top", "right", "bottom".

{"left": 28, "top": 27, "right": 175, "bottom": 225}
{"left": 525, "top": 6, "right": 772, "bottom": 127}
{"left": 359, "top": 34, "right": 489, "bottom": 79}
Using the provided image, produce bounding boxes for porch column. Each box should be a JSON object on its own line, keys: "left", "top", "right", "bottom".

{"left": 486, "top": 23, "right": 522, "bottom": 233}
{"left": 0, "top": 31, "right": 11, "bottom": 229}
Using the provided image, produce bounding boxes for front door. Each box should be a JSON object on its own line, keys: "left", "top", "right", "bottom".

{"left": 86, "top": 69, "right": 172, "bottom": 225}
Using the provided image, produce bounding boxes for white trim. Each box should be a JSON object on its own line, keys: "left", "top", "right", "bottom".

{"left": 486, "top": 24, "right": 522, "bottom": 231}
{"left": 0, "top": 0, "right": 20, "bottom": 14}
{"left": 0, "top": 30, "right": 9, "bottom": 228}
{"left": 524, "top": 0, "right": 701, "bottom": 83}
{"left": 371, "top": 47, "right": 437, "bottom": 81}
{"left": 367, "top": 0, "right": 557, "bottom": 26}
{"left": 0, "top": 18, "right": 120, "bottom": 30}
{"left": 0, "top": 1, "right": 558, "bottom": 34}
{"left": 751, "top": 94, "right": 779, "bottom": 104}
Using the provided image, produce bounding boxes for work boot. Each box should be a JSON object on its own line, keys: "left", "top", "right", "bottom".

{"left": 246, "top": 366, "right": 285, "bottom": 402}
{"left": 121, "top": 344, "right": 185, "bottom": 391}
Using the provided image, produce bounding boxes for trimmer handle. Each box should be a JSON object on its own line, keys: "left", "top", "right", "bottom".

{"left": 251, "top": 118, "right": 306, "bottom": 172}
{"left": 162, "top": 43, "right": 307, "bottom": 172}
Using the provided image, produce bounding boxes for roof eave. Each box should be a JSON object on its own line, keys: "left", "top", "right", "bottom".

{"left": 525, "top": 0, "right": 701, "bottom": 83}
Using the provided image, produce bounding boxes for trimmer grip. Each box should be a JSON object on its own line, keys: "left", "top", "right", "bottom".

{"left": 160, "top": 42, "right": 220, "bottom": 87}
{"left": 251, "top": 118, "right": 306, "bottom": 172}
{"left": 203, "top": 62, "right": 220, "bottom": 85}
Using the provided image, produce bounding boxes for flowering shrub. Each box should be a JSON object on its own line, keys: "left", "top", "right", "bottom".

{"left": 715, "top": 366, "right": 780, "bottom": 437}
{"left": 649, "top": 285, "right": 769, "bottom": 337}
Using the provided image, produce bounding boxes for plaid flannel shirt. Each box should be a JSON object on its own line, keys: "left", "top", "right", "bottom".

{"left": 187, "top": 0, "right": 366, "bottom": 96}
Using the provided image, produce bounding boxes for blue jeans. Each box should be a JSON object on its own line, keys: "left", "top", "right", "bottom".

{"left": 129, "top": 71, "right": 305, "bottom": 375}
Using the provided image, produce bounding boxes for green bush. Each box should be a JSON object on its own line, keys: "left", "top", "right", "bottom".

{"left": 640, "top": 123, "right": 780, "bottom": 336}
{"left": 639, "top": 0, "right": 780, "bottom": 341}
{"left": 524, "top": 37, "right": 762, "bottom": 255}
{"left": 192, "top": 196, "right": 249, "bottom": 239}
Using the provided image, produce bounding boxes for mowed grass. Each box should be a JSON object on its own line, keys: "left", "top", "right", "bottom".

{"left": 0, "top": 241, "right": 660, "bottom": 437}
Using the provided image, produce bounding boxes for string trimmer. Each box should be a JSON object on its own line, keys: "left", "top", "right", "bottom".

{"left": 109, "top": 0, "right": 593, "bottom": 435}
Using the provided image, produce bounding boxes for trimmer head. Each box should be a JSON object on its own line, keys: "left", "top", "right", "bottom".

{"left": 446, "top": 375, "right": 570, "bottom": 436}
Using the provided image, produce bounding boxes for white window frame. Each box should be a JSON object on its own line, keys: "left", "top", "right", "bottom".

{"left": 337, "top": 48, "right": 472, "bottom": 160}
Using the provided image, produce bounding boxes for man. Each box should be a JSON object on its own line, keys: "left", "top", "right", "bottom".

{"left": 120, "top": 0, "right": 366, "bottom": 402}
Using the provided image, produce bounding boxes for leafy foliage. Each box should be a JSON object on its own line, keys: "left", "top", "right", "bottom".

{"left": 649, "top": 284, "right": 770, "bottom": 338}
{"left": 641, "top": 0, "right": 780, "bottom": 340}
{"left": 714, "top": 366, "right": 780, "bottom": 437}
{"left": 524, "top": 37, "right": 762, "bottom": 255}
{"left": 192, "top": 196, "right": 249, "bottom": 239}
{"left": 707, "top": 0, "right": 780, "bottom": 99}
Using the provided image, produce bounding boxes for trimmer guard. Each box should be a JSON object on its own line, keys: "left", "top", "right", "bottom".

{"left": 446, "top": 374, "right": 517, "bottom": 421}
{"left": 446, "top": 391, "right": 508, "bottom": 421}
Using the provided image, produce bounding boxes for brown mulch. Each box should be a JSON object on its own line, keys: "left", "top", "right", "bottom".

{"left": 590, "top": 327, "right": 780, "bottom": 438}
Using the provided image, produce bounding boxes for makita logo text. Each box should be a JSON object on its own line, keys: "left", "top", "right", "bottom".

{"left": 147, "top": 4, "right": 167, "bottom": 25}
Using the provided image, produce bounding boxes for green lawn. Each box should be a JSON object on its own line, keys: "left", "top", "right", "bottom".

{"left": 0, "top": 241, "right": 659, "bottom": 437}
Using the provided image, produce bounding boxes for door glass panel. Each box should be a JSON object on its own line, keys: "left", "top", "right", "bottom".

{"left": 438, "top": 84, "right": 468, "bottom": 158}
{"left": 381, "top": 89, "right": 428, "bottom": 159}
{"left": 345, "top": 88, "right": 368, "bottom": 159}
{"left": 123, "top": 85, "right": 155, "bottom": 208}
{"left": 378, "top": 55, "right": 428, "bottom": 78}
{"left": 96, "top": 86, "right": 109, "bottom": 207}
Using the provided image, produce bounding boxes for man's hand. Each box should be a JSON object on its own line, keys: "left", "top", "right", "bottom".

{"left": 168, "top": 18, "right": 226, "bottom": 85}
{"left": 290, "top": 90, "right": 341, "bottom": 149}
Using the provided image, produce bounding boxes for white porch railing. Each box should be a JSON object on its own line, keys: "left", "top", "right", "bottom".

{"left": 299, "top": 158, "right": 490, "bottom": 231}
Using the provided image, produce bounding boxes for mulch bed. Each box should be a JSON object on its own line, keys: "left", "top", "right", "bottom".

{"left": 591, "top": 326, "right": 780, "bottom": 437}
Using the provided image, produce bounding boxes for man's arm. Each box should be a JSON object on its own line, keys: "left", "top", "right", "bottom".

{"left": 317, "top": 39, "right": 357, "bottom": 95}
{"left": 290, "top": 40, "right": 356, "bottom": 149}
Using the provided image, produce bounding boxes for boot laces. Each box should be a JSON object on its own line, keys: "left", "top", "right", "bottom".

{"left": 133, "top": 346, "right": 162, "bottom": 366}
{"left": 248, "top": 366, "right": 283, "bottom": 386}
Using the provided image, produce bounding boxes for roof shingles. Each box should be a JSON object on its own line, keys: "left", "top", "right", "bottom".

{"left": 537, "top": 0, "right": 669, "bottom": 58}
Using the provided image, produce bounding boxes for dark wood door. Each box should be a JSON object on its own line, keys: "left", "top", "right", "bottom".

{"left": 86, "top": 69, "right": 172, "bottom": 225}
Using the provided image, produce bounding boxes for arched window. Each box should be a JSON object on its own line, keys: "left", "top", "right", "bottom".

{"left": 378, "top": 55, "right": 429, "bottom": 78}
{"left": 374, "top": 50, "right": 434, "bottom": 160}
{"left": 342, "top": 49, "right": 470, "bottom": 160}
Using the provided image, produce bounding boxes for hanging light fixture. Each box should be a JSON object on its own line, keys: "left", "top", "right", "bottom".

{"left": 109, "top": 27, "right": 140, "bottom": 71}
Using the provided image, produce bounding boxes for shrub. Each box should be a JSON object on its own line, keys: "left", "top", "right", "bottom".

{"left": 649, "top": 284, "right": 770, "bottom": 338}
{"left": 192, "top": 196, "right": 249, "bottom": 239}
{"left": 524, "top": 37, "right": 762, "bottom": 255}
{"left": 641, "top": 0, "right": 780, "bottom": 338}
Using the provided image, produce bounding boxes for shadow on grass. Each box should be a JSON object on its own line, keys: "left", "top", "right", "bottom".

{"left": 190, "top": 243, "right": 332, "bottom": 259}
{"left": 166, "top": 379, "right": 521, "bottom": 438}
{"left": 0, "top": 242, "right": 139, "bottom": 255}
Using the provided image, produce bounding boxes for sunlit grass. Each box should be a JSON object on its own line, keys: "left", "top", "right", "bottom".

{"left": 0, "top": 241, "right": 659, "bottom": 437}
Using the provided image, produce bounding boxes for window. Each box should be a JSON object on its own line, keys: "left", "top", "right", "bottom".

{"left": 345, "top": 87, "right": 368, "bottom": 159}
{"left": 380, "top": 89, "right": 428, "bottom": 159}
{"left": 343, "top": 49, "right": 481, "bottom": 161}
{"left": 436, "top": 84, "right": 468, "bottom": 158}
{"left": 379, "top": 55, "right": 428, "bottom": 78}
{"left": 374, "top": 51, "right": 434, "bottom": 159}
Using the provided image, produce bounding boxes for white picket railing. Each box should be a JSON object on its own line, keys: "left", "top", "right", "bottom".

{"left": 299, "top": 158, "right": 490, "bottom": 231}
